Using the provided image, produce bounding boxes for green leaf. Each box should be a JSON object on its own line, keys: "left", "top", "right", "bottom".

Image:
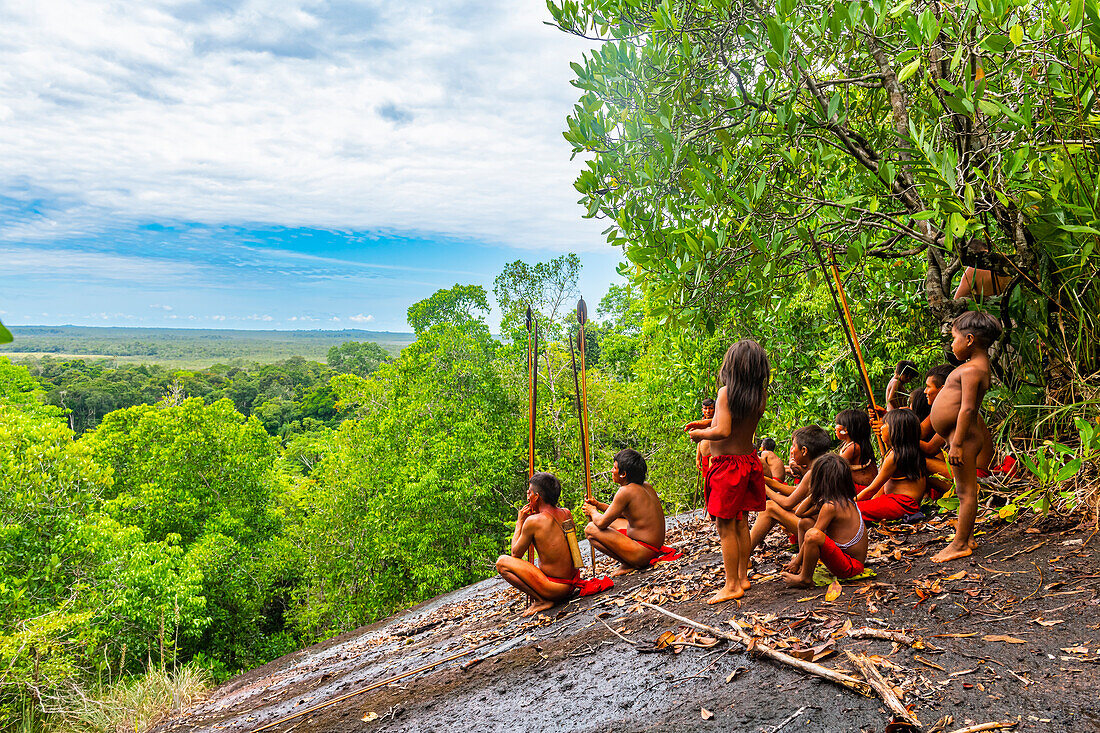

{"left": 0, "top": 320, "right": 10, "bottom": 345}
{"left": 898, "top": 58, "right": 921, "bottom": 82}
{"left": 1009, "top": 24, "right": 1024, "bottom": 46}
{"left": 1059, "top": 224, "right": 1100, "bottom": 235}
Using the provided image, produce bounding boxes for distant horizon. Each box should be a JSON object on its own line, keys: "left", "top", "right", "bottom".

{"left": 5, "top": 324, "right": 417, "bottom": 336}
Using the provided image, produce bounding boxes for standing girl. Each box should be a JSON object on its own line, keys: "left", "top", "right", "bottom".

{"left": 687, "top": 340, "right": 770, "bottom": 604}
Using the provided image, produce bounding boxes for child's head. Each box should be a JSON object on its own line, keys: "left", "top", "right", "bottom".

{"left": 719, "top": 340, "right": 770, "bottom": 420}
{"left": 908, "top": 387, "right": 931, "bottom": 420}
{"left": 790, "top": 425, "right": 833, "bottom": 468}
{"left": 613, "top": 448, "right": 647, "bottom": 485}
{"left": 924, "top": 364, "right": 954, "bottom": 404}
{"left": 894, "top": 360, "right": 919, "bottom": 383}
{"left": 835, "top": 409, "right": 874, "bottom": 464}
{"left": 701, "top": 398, "right": 715, "bottom": 420}
{"left": 882, "top": 409, "right": 925, "bottom": 480}
{"left": 528, "top": 472, "right": 562, "bottom": 507}
{"left": 951, "top": 311, "right": 1002, "bottom": 359}
{"left": 758, "top": 437, "right": 777, "bottom": 452}
{"left": 808, "top": 453, "right": 857, "bottom": 509}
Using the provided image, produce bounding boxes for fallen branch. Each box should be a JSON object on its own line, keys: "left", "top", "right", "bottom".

{"left": 844, "top": 650, "right": 921, "bottom": 730}
{"left": 596, "top": 615, "right": 637, "bottom": 646}
{"left": 639, "top": 602, "right": 871, "bottom": 695}
{"left": 944, "top": 722, "right": 1018, "bottom": 733}
{"left": 848, "top": 627, "right": 917, "bottom": 646}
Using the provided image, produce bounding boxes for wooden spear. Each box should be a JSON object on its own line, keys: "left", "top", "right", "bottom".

{"left": 569, "top": 325, "right": 594, "bottom": 573}
{"left": 576, "top": 298, "right": 597, "bottom": 572}
{"left": 525, "top": 306, "right": 537, "bottom": 565}
{"left": 808, "top": 234, "right": 887, "bottom": 455}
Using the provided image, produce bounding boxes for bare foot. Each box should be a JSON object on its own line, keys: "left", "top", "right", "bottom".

{"left": 932, "top": 543, "right": 973, "bottom": 563}
{"left": 740, "top": 578, "right": 751, "bottom": 591}
{"left": 706, "top": 585, "right": 744, "bottom": 604}
{"left": 610, "top": 565, "right": 635, "bottom": 578}
{"left": 969, "top": 538, "right": 978, "bottom": 550}
{"left": 780, "top": 571, "right": 815, "bottom": 588}
{"left": 520, "top": 599, "right": 555, "bottom": 617}
{"left": 783, "top": 557, "right": 801, "bottom": 574}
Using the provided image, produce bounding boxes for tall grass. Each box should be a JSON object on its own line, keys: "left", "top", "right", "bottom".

{"left": 51, "top": 665, "right": 209, "bottom": 733}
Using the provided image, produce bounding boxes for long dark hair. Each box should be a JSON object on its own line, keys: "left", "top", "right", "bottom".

{"left": 884, "top": 409, "right": 925, "bottom": 480}
{"left": 836, "top": 409, "right": 875, "bottom": 465}
{"left": 908, "top": 388, "right": 931, "bottom": 420}
{"left": 719, "top": 340, "right": 770, "bottom": 420}
{"left": 808, "top": 454, "right": 857, "bottom": 510}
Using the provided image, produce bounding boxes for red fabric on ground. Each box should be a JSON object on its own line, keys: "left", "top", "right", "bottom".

{"left": 976, "top": 467, "right": 991, "bottom": 478}
{"left": 614, "top": 527, "right": 682, "bottom": 565}
{"left": 704, "top": 453, "right": 766, "bottom": 520}
{"left": 817, "top": 535, "right": 865, "bottom": 579}
{"left": 543, "top": 569, "right": 614, "bottom": 597}
{"left": 858, "top": 492, "right": 921, "bottom": 522}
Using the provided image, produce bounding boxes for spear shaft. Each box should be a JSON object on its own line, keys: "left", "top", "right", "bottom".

{"left": 576, "top": 299, "right": 596, "bottom": 572}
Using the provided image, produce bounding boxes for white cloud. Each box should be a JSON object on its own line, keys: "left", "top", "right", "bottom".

{"left": 0, "top": 1, "right": 606, "bottom": 251}
{"left": 150, "top": 303, "right": 173, "bottom": 311}
{"left": 348, "top": 313, "right": 375, "bottom": 323}
{"left": 210, "top": 314, "right": 225, "bottom": 321}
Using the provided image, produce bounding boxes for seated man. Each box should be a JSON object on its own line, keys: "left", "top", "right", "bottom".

{"left": 496, "top": 472, "right": 581, "bottom": 617}
{"left": 748, "top": 426, "right": 833, "bottom": 551}
{"left": 584, "top": 449, "right": 674, "bottom": 576}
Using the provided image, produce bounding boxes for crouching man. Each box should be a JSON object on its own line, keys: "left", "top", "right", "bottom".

{"left": 583, "top": 449, "right": 678, "bottom": 577}
{"left": 496, "top": 472, "right": 580, "bottom": 617}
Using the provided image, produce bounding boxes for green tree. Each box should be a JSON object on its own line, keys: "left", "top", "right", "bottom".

{"left": 406, "top": 284, "right": 490, "bottom": 336}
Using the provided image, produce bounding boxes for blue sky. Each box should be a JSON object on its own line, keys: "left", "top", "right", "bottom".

{"left": 0, "top": 1, "right": 623, "bottom": 331}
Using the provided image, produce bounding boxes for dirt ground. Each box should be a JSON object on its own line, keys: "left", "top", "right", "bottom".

{"left": 154, "top": 506, "right": 1100, "bottom": 733}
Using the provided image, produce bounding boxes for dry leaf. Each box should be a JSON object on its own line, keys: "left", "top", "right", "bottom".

{"left": 824, "top": 579, "right": 842, "bottom": 602}
{"left": 701, "top": 708, "right": 714, "bottom": 720}
{"left": 362, "top": 712, "right": 379, "bottom": 722}
{"left": 1033, "top": 619, "right": 1064, "bottom": 627}
{"left": 944, "top": 570, "right": 967, "bottom": 581}
{"left": 1061, "top": 646, "right": 1089, "bottom": 654}
{"left": 982, "top": 635, "right": 1027, "bottom": 644}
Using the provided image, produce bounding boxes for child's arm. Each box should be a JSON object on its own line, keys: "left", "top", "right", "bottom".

{"left": 688, "top": 387, "right": 732, "bottom": 442}
{"left": 855, "top": 452, "right": 895, "bottom": 501}
{"left": 948, "top": 371, "right": 980, "bottom": 466}
{"left": 773, "top": 475, "right": 811, "bottom": 510}
{"left": 793, "top": 493, "right": 817, "bottom": 518}
{"left": 921, "top": 433, "right": 946, "bottom": 454}
{"left": 684, "top": 418, "right": 712, "bottom": 431}
{"left": 812, "top": 501, "right": 838, "bottom": 536}
{"left": 584, "top": 489, "right": 627, "bottom": 529}
{"left": 764, "top": 475, "right": 795, "bottom": 496}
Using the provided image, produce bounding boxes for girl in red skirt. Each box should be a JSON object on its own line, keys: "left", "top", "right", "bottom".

{"left": 686, "top": 340, "right": 770, "bottom": 604}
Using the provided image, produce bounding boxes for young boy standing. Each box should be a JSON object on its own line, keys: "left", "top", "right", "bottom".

{"left": 930, "top": 311, "right": 1002, "bottom": 563}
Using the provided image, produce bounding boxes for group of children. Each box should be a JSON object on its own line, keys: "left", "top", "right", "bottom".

{"left": 497, "top": 309, "right": 1004, "bottom": 614}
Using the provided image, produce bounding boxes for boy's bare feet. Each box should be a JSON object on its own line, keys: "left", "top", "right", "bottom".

{"left": 783, "top": 556, "right": 801, "bottom": 574}
{"left": 740, "top": 578, "right": 751, "bottom": 591}
{"left": 610, "top": 564, "right": 635, "bottom": 578}
{"left": 706, "top": 585, "right": 744, "bottom": 604}
{"left": 780, "top": 571, "right": 815, "bottom": 588}
{"left": 521, "top": 599, "right": 555, "bottom": 617}
{"left": 932, "top": 542, "right": 973, "bottom": 563}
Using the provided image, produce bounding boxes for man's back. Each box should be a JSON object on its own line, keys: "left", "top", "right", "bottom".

{"left": 528, "top": 507, "right": 576, "bottom": 580}
{"left": 618, "top": 482, "right": 665, "bottom": 548}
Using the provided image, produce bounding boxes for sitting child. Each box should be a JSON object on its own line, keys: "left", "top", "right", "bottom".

{"left": 757, "top": 437, "right": 785, "bottom": 480}
{"left": 748, "top": 425, "right": 833, "bottom": 551}
{"left": 584, "top": 449, "right": 676, "bottom": 576}
{"left": 856, "top": 409, "right": 928, "bottom": 522}
{"left": 496, "top": 472, "right": 584, "bottom": 616}
{"left": 781, "top": 454, "right": 869, "bottom": 587}
{"left": 835, "top": 409, "right": 878, "bottom": 487}
{"left": 885, "top": 360, "right": 920, "bottom": 412}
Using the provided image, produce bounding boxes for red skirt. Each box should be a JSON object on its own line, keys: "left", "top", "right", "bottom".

{"left": 705, "top": 453, "right": 766, "bottom": 520}
{"left": 858, "top": 492, "right": 920, "bottom": 522}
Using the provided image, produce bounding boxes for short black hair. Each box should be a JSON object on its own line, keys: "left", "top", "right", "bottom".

{"left": 895, "top": 360, "right": 919, "bottom": 380}
{"left": 529, "top": 472, "right": 562, "bottom": 506}
{"left": 953, "top": 310, "right": 1002, "bottom": 348}
{"left": 792, "top": 425, "right": 833, "bottom": 461}
{"left": 926, "top": 363, "right": 955, "bottom": 387}
{"left": 701, "top": 398, "right": 715, "bottom": 407}
{"left": 758, "top": 437, "right": 776, "bottom": 452}
{"left": 614, "top": 448, "right": 647, "bottom": 484}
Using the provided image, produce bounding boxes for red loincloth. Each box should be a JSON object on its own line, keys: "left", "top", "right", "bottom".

{"left": 858, "top": 492, "right": 921, "bottom": 522}
{"left": 615, "top": 527, "right": 682, "bottom": 565}
{"left": 817, "top": 535, "right": 865, "bottom": 579}
{"left": 704, "top": 453, "right": 766, "bottom": 520}
{"left": 543, "top": 569, "right": 614, "bottom": 596}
